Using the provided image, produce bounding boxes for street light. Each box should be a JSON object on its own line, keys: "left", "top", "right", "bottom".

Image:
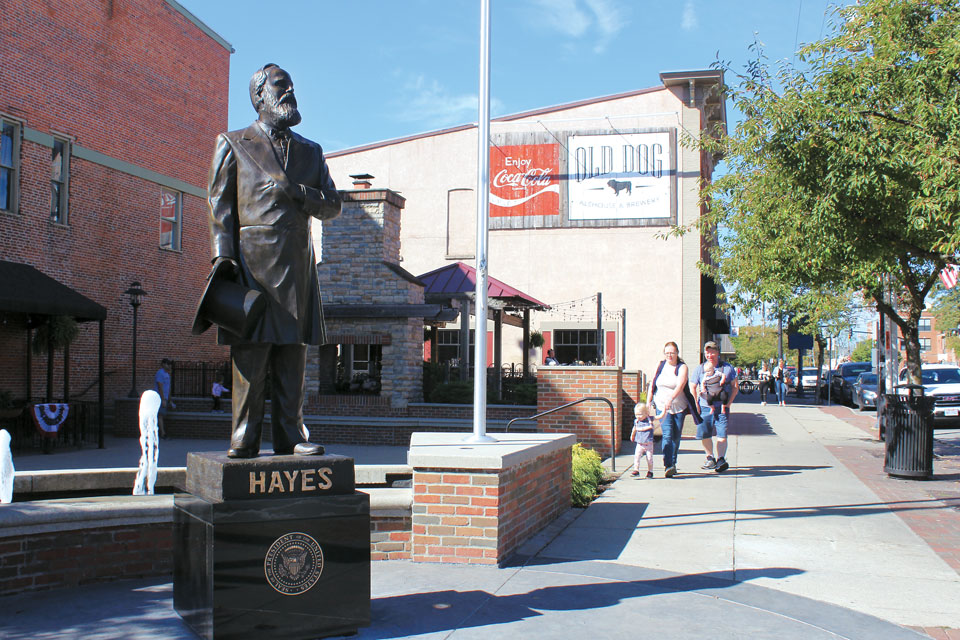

{"left": 125, "top": 281, "right": 147, "bottom": 398}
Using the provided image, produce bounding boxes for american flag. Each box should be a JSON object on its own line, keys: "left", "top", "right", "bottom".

{"left": 940, "top": 264, "right": 959, "bottom": 289}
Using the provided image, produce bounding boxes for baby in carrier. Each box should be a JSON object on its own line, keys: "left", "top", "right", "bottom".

{"left": 701, "top": 361, "right": 729, "bottom": 412}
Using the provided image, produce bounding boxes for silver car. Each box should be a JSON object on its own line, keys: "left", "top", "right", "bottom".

{"left": 853, "top": 372, "right": 879, "bottom": 410}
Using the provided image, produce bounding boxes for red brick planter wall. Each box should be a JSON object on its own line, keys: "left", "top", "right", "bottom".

{"left": 411, "top": 445, "right": 571, "bottom": 565}
{"left": 0, "top": 524, "right": 173, "bottom": 596}
{"left": 370, "top": 516, "right": 412, "bottom": 560}
{"left": 537, "top": 366, "right": 622, "bottom": 454}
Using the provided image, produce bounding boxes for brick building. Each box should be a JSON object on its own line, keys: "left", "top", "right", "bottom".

{"left": 0, "top": 1, "right": 231, "bottom": 412}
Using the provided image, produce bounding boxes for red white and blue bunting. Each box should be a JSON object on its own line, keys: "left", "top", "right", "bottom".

{"left": 31, "top": 403, "right": 69, "bottom": 437}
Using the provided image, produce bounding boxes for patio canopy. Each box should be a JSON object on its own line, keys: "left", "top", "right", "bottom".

{"left": 417, "top": 262, "right": 550, "bottom": 312}
{"left": 0, "top": 261, "right": 107, "bottom": 322}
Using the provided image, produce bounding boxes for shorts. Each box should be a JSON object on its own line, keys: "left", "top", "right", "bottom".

{"left": 697, "top": 405, "right": 729, "bottom": 439}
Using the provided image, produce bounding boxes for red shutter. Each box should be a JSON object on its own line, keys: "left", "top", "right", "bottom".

{"left": 543, "top": 331, "right": 553, "bottom": 364}
{"left": 605, "top": 331, "right": 617, "bottom": 365}
{"left": 423, "top": 338, "right": 431, "bottom": 362}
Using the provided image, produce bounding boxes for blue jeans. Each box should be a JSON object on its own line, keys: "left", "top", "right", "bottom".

{"left": 660, "top": 411, "right": 685, "bottom": 468}
{"left": 775, "top": 380, "right": 787, "bottom": 404}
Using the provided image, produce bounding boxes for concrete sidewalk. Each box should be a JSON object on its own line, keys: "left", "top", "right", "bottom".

{"left": 2, "top": 397, "right": 959, "bottom": 639}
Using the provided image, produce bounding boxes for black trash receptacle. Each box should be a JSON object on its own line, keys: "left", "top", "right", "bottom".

{"left": 881, "top": 384, "right": 934, "bottom": 479}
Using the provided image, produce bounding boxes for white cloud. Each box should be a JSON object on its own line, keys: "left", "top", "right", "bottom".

{"left": 530, "top": 0, "right": 628, "bottom": 52}
{"left": 681, "top": 0, "right": 699, "bottom": 32}
{"left": 393, "top": 73, "right": 506, "bottom": 129}
{"left": 532, "top": 0, "right": 591, "bottom": 38}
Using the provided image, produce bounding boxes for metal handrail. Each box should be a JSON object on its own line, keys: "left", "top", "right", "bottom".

{"left": 506, "top": 396, "right": 617, "bottom": 471}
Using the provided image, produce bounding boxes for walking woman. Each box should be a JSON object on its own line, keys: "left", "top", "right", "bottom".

{"left": 772, "top": 358, "right": 788, "bottom": 406}
{"left": 646, "top": 341, "right": 701, "bottom": 477}
{"left": 758, "top": 361, "right": 772, "bottom": 406}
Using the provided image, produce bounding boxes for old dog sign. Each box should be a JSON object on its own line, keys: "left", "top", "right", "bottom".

{"left": 567, "top": 131, "right": 673, "bottom": 220}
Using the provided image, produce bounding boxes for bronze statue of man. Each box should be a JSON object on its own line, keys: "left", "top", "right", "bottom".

{"left": 198, "top": 63, "right": 341, "bottom": 458}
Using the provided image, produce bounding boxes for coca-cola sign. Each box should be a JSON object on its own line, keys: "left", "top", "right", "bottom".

{"left": 489, "top": 144, "right": 559, "bottom": 217}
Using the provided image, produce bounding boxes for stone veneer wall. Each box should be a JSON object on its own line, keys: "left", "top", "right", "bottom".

{"left": 312, "top": 189, "right": 425, "bottom": 409}
{"left": 537, "top": 366, "right": 623, "bottom": 455}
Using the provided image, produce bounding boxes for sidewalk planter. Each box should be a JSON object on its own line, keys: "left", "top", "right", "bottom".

{"left": 881, "top": 387, "right": 934, "bottom": 479}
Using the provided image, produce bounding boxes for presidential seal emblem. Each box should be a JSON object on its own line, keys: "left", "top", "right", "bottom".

{"left": 263, "top": 532, "right": 323, "bottom": 595}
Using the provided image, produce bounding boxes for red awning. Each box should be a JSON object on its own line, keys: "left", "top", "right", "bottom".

{"left": 417, "top": 262, "right": 549, "bottom": 310}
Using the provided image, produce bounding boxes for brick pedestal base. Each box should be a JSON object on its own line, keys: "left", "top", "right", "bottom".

{"left": 409, "top": 432, "right": 574, "bottom": 566}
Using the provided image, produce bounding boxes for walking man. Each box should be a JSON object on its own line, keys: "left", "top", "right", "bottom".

{"left": 691, "top": 340, "right": 737, "bottom": 472}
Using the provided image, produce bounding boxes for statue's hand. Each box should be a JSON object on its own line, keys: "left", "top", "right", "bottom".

{"left": 212, "top": 256, "right": 239, "bottom": 278}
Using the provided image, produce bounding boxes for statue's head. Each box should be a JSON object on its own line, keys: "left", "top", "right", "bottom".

{"left": 249, "top": 63, "right": 301, "bottom": 129}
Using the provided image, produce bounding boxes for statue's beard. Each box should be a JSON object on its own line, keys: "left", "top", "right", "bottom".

{"left": 261, "top": 92, "right": 301, "bottom": 128}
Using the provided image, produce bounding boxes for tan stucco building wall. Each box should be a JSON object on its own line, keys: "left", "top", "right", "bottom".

{"left": 319, "top": 71, "right": 727, "bottom": 375}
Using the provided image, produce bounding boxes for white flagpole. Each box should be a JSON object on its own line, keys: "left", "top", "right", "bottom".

{"left": 469, "top": 0, "right": 495, "bottom": 443}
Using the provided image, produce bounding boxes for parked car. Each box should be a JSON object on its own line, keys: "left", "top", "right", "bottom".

{"left": 831, "top": 362, "right": 873, "bottom": 404}
{"left": 853, "top": 372, "right": 879, "bottom": 410}
{"left": 897, "top": 364, "right": 960, "bottom": 428}
{"left": 820, "top": 369, "right": 837, "bottom": 400}
{"left": 798, "top": 368, "right": 820, "bottom": 392}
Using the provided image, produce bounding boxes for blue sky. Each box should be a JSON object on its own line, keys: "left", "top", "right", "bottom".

{"left": 180, "top": 0, "right": 852, "bottom": 152}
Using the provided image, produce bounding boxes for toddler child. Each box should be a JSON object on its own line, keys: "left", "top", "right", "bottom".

{"left": 630, "top": 404, "right": 655, "bottom": 478}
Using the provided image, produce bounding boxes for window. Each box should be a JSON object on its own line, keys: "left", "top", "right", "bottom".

{"left": 0, "top": 119, "right": 19, "bottom": 213}
{"left": 554, "top": 329, "right": 598, "bottom": 365}
{"left": 437, "top": 329, "right": 474, "bottom": 364}
{"left": 918, "top": 318, "right": 932, "bottom": 333}
{"left": 920, "top": 337, "right": 931, "bottom": 352}
{"left": 446, "top": 188, "right": 476, "bottom": 258}
{"left": 336, "top": 344, "right": 382, "bottom": 394}
{"left": 50, "top": 138, "right": 69, "bottom": 223}
{"left": 160, "top": 188, "right": 181, "bottom": 250}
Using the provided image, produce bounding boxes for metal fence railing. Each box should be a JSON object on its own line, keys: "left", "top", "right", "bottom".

{"left": 5, "top": 400, "right": 102, "bottom": 452}
{"left": 171, "top": 360, "right": 231, "bottom": 398}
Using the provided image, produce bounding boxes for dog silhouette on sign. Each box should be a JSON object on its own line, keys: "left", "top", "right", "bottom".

{"left": 607, "top": 179, "right": 632, "bottom": 196}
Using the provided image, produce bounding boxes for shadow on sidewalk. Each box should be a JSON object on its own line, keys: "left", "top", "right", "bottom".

{"left": 364, "top": 566, "right": 803, "bottom": 638}
{"left": 633, "top": 497, "right": 952, "bottom": 530}
{"left": 727, "top": 464, "right": 831, "bottom": 478}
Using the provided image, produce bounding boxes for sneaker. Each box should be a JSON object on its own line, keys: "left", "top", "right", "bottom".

{"left": 701, "top": 456, "right": 717, "bottom": 470}
{"left": 761, "top": 401, "right": 767, "bottom": 406}
{"left": 715, "top": 457, "right": 729, "bottom": 473}
{"left": 664, "top": 466, "right": 677, "bottom": 478}
{"left": 630, "top": 470, "right": 640, "bottom": 477}
{"left": 645, "top": 471, "right": 654, "bottom": 479}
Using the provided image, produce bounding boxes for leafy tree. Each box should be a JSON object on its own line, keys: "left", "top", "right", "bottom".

{"left": 694, "top": 0, "right": 960, "bottom": 385}
{"left": 851, "top": 338, "right": 875, "bottom": 363}
{"left": 930, "top": 284, "right": 960, "bottom": 355}
{"left": 729, "top": 324, "right": 778, "bottom": 368}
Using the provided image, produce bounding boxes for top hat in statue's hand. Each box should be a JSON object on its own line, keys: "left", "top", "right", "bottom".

{"left": 192, "top": 257, "right": 266, "bottom": 339}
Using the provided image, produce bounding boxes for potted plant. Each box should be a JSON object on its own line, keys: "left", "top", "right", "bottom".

{"left": 529, "top": 330, "right": 545, "bottom": 349}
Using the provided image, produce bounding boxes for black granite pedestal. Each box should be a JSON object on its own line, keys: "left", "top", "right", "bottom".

{"left": 174, "top": 452, "right": 370, "bottom": 640}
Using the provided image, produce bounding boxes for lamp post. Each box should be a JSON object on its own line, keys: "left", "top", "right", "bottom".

{"left": 125, "top": 281, "right": 147, "bottom": 398}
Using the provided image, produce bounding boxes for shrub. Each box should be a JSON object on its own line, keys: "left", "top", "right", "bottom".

{"left": 508, "top": 382, "right": 537, "bottom": 405}
{"left": 571, "top": 443, "right": 604, "bottom": 507}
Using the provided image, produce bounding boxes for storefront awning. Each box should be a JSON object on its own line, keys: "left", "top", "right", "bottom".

{"left": 0, "top": 261, "right": 107, "bottom": 321}
{"left": 418, "top": 262, "right": 550, "bottom": 311}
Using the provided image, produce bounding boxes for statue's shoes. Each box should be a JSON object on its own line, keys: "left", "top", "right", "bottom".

{"left": 283, "top": 442, "right": 325, "bottom": 456}
{"left": 227, "top": 447, "right": 258, "bottom": 459}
